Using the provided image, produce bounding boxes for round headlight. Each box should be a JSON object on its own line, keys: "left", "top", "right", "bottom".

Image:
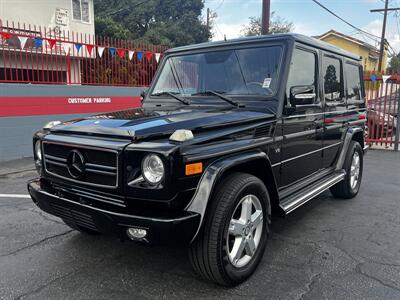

{"left": 142, "top": 154, "right": 165, "bottom": 184}
{"left": 35, "top": 140, "right": 42, "bottom": 161}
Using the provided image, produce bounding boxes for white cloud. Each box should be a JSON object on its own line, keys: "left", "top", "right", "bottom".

{"left": 353, "top": 19, "right": 400, "bottom": 54}
{"left": 211, "top": 22, "right": 245, "bottom": 41}
{"left": 293, "top": 23, "right": 320, "bottom": 37}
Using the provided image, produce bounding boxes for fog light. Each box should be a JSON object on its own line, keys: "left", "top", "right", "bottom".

{"left": 127, "top": 227, "right": 147, "bottom": 240}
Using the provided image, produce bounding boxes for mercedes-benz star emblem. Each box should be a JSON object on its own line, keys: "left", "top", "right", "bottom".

{"left": 66, "top": 150, "right": 86, "bottom": 179}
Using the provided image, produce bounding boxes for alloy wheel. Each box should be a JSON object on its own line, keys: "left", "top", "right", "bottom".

{"left": 226, "top": 194, "right": 264, "bottom": 268}
{"left": 350, "top": 151, "right": 360, "bottom": 189}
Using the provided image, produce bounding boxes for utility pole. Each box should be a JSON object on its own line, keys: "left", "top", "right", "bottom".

{"left": 370, "top": 1, "right": 400, "bottom": 72}
{"left": 261, "top": 0, "right": 270, "bottom": 35}
{"left": 206, "top": 8, "right": 210, "bottom": 30}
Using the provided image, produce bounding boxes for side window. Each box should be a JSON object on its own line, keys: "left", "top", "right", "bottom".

{"left": 345, "top": 62, "right": 363, "bottom": 103}
{"left": 322, "top": 56, "right": 344, "bottom": 106}
{"left": 286, "top": 48, "right": 318, "bottom": 102}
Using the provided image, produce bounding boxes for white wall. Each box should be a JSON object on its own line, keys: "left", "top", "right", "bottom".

{"left": 0, "top": 0, "right": 95, "bottom": 37}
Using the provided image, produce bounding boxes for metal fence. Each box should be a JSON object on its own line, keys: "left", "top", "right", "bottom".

{"left": 364, "top": 71, "right": 400, "bottom": 150}
{"left": 0, "top": 19, "right": 168, "bottom": 86}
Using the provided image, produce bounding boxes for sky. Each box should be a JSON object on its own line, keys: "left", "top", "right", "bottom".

{"left": 203, "top": 0, "right": 400, "bottom": 55}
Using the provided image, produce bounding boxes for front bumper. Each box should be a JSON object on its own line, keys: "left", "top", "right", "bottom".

{"left": 28, "top": 179, "right": 200, "bottom": 244}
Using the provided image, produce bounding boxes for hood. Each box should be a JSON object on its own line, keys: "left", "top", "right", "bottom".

{"left": 50, "top": 107, "right": 274, "bottom": 140}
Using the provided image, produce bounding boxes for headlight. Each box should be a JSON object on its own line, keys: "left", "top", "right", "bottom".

{"left": 141, "top": 154, "right": 165, "bottom": 185}
{"left": 35, "top": 140, "right": 42, "bottom": 161}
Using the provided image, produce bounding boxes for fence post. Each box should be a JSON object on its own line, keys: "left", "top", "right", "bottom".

{"left": 395, "top": 91, "right": 400, "bottom": 151}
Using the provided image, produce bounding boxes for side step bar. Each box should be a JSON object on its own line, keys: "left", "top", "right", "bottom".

{"left": 280, "top": 171, "right": 346, "bottom": 214}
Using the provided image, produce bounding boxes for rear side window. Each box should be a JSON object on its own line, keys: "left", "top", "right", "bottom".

{"left": 345, "top": 62, "right": 363, "bottom": 102}
{"left": 322, "top": 56, "right": 344, "bottom": 106}
{"left": 286, "top": 48, "right": 317, "bottom": 101}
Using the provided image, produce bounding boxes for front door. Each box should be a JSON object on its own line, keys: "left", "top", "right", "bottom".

{"left": 280, "top": 46, "right": 323, "bottom": 188}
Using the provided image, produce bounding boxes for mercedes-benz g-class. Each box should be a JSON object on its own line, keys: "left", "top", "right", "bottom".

{"left": 28, "top": 34, "right": 367, "bottom": 286}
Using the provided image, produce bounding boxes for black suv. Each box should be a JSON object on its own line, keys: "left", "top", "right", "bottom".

{"left": 28, "top": 34, "right": 367, "bottom": 286}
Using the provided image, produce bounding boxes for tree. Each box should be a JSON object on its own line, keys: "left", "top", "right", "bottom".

{"left": 241, "top": 12, "right": 294, "bottom": 36}
{"left": 94, "top": 0, "right": 211, "bottom": 47}
{"left": 324, "top": 65, "right": 340, "bottom": 100}
{"left": 387, "top": 53, "right": 400, "bottom": 73}
{"left": 94, "top": 17, "right": 131, "bottom": 39}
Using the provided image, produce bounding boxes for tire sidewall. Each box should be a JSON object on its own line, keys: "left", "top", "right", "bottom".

{"left": 219, "top": 177, "right": 270, "bottom": 284}
{"left": 345, "top": 142, "right": 363, "bottom": 197}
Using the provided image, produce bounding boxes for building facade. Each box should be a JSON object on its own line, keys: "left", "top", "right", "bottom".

{"left": 0, "top": 0, "right": 95, "bottom": 84}
{"left": 0, "top": 0, "right": 95, "bottom": 36}
{"left": 316, "top": 30, "right": 388, "bottom": 71}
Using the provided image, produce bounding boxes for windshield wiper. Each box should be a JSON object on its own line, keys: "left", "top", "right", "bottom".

{"left": 152, "top": 91, "right": 190, "bottom": 105}
{"left": 192, "top": 90, "right": 243, "bottom": 108}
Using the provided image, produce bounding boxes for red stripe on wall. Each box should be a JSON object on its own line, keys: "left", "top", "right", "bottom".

{"left": 0, "top": 96, "right": 141, "bottom": 117}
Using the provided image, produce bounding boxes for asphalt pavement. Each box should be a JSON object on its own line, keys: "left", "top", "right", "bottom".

{"left": 0, "top": 150, "right": 400, "bottom": 300}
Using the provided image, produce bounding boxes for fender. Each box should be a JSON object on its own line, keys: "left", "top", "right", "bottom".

{"left": 335, "top": 126, "right": 364, "bottom": 170}
{"left": 185, "top": 150, "right": 275, "bottom": 241}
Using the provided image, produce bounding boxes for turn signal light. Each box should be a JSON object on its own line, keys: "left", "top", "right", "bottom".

{"left": 185, "top": 162, "right": 203, "bottom": 176}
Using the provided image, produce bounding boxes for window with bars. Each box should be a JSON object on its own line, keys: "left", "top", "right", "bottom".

{"left": 72, "top": 0, "right": 90, "bottom": 23}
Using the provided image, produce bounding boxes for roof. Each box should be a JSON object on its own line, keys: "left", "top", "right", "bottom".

{"left": 315, "top": 30, "right": 380, "bottom": 55}
{"left": 165, "top": 33, "right": 361, "bottom": 60}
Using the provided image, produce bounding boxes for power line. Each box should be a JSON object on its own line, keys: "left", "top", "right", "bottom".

{"left": 214, "top": 0, "right": 224, "bottom": 11}
{"left": 370, "top": 0, "right": 400, "bottom": 70}
{"left": 311, "top": 0, "right": 381, "bottom": 40}
{"left": 98, "top": 0, "right": 148, "bottom": 17}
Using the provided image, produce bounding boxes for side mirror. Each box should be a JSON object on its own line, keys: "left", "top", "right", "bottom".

{"left": 140, "top": 89, "right": 148, "bottom": 103}
{"left": 289, "top": 85, "right": 316, "bottom": 107}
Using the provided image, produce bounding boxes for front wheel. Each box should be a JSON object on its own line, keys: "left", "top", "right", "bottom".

{"left": 331, "top": 141, "right": 363, "bottom": 199}
{"left": 189, "top": 173, "right": 271, "bottom": 286}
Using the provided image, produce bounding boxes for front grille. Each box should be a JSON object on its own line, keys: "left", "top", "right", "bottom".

{"left": 50, "top": 203, "right": 98, "bottom": 231}
{"left": 43, "top": 142, "right": 118, "bottom": 188}
{"left": 52, "top": 184, "right": 126, "bottom": 208}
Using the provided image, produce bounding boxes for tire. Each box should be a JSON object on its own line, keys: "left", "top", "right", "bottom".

{"left": 189, "top": 172, "right": 271, "bottom": 286}
{"left": 62, "top": 219, "right": 100, "bottom": 235}
{"left": 330, "top": 141, "right": 363, "bottom": 199}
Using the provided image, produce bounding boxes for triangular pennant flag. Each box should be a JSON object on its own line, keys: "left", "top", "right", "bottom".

{"left": 18, "top": 36, "right": 28, "bottom": 49}
{"left": 117, "top": 48, "right": 125, "bottom": 58}
{"left": 0, "top": 32, "right": 13, "bottom": 40}
{"left": 137, "top": 51, "right": 143, "bottom": 61}
{"left": 34, "top": 38, "right": 43, "bottom": 48}
{"left": 74, "top": 43, "right": 82, "bottom": 52}
{"left": 129, "top": 50, "right": 135, "bottom": 61}
{"left": 145, "top": 51, "right": 153, "bottom": 61}
{"left": 155, "top": 53, "right": 161, "bottom": 63}
{"left": 47, "top": 39, "right": 57, "bottom": 49}
{"left": 109, "top": 47, "right": 116, "bottom": 57}
{"left": 382, "top": 75, "right": 391, "bottom": 83}
{"left": 86, "top": 44, "right": 94, "bottom": 55}
{"left": 62, "top": 43, "right": 71, "bottom": 54}
{"left": 97, "top": 46, "right": 105, "bottom": 58}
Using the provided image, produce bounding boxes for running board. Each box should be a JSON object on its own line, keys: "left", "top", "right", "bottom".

{"left": 280, "top": 171, "right": 346, "bottom": 214}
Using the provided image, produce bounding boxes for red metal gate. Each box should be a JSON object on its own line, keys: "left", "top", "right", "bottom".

{"left": 0, "top": 19, "right": 168, "bottom": 86}
{"left": 365, "top": 71, "right": 400, "bottom": 150}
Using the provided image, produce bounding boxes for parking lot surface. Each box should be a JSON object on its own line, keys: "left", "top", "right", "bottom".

{"left": 0, "top": 150, "right": 400, "bottom": 300}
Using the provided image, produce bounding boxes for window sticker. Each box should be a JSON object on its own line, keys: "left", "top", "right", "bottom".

{"left": 262, "top": 77, "right": 272, "bottom": 88}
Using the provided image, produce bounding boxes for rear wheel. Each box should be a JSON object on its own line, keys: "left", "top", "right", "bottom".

{"left": 331, "top": 141, "right": 363, "bottom": 199}
{"left": 189, "top": 173, "right": 270, "bottom": 286}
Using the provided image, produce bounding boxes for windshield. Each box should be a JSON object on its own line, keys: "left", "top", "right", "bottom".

{"left": 150, "top": 46, "right": 283, "bottom": 101}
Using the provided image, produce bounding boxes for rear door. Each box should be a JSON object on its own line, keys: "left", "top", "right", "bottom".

{"left": 321, "top": 53, "right": 346, "bottom": 168}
